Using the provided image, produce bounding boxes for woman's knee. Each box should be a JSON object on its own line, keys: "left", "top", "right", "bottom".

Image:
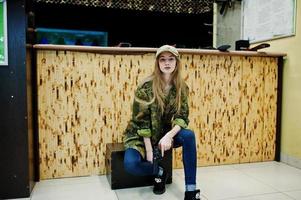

{"left": 181, "top": 129, "right": 196, "bottom": 142}
{"left": 124, "top": 160, "right": 138, "bottom": 175}
{"left": 124, "top": 148, "right": 140, "bottom": 174}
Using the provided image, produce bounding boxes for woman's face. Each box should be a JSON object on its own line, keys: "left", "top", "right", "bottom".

{"left": 158, "top": 52, "right": 177, "bottom": 75}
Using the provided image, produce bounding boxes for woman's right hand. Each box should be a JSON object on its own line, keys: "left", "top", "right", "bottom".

{"left": 158, "top": 134, "right": 173, "bottom": 157}
{"left": 146, "top": 150, "right": 153, "bottom": 163}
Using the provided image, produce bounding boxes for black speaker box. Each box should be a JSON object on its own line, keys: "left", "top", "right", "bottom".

{"left": 106, "top": 143, "right": 172, "bottom": 190}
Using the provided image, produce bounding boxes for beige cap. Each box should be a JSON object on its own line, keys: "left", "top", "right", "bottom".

{"left": 155, "top": 45, "right": 179, "bottom": 58}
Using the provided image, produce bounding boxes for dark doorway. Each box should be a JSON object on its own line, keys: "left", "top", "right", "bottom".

{"left": 34, "top": 3, "right": 213, "bottom": 48}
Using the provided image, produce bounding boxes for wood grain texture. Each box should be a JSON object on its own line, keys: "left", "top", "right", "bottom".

{"left": 262, "top": 57, "right": 278, "bottom": 161}
{"left": 37, "top": 50, "right": 279, "bottom": 179}
{"left": 26, "top": 49, "right": 35, "bottom": 189}
{"left": 240, "top": 57, "right": 265, "bottom": 163}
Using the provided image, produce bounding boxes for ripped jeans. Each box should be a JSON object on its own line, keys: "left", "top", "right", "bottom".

{"left": 124, "top": 129, "right": 197, "bottom": 185}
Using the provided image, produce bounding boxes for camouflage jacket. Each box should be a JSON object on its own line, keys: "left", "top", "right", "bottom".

{"left": 123, "top": 80, "right": 189, "bottom": 158}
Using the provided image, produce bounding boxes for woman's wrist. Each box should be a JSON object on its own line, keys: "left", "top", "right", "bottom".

{"left": 167, "top": 125, "right": 181, "bottom": 137}
{"left": 143, "top": 137, "right": 153, "bottom": 152}
{"left": 165, "top": 133, "right": 173, "bottom": 140}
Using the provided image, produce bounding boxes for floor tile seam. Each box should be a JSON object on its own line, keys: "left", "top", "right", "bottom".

{"left": 227, "top": 162, "right": 281, "bottom": 171}
{"left": 237, "top": 168, "right": 301, "bottom": 191}
{"left": 281, "top": 189, "right": 301, "bottom": 200}
{"left": 38, "top": 177, "right": 102, "bottom": 183}
{"left": 197, "top": 166, "right": 238, "bottom": 172}
{"left": 218, "top": 191, "right": 287, "bottom": 200}
{"left": 33, "top": 179, "right": 103, "bottom": 189}
{"left": 29, "top": 186, "right": 105, "bottom": 195}
{"left": 236, "top": 168, "right": 282, "bottom": 192}
{"left": 234, "top": 162, "right": 301, "bottom": 174}
{"left": 197, "top": 167, "right": 257, "bottom": 182}
{"left": 29, "top": 186, "right": 110, "bottom": 198}
{"left": 113, "top": 190, "right": 119, "bottom": 200}
{"left": 196, "top": 168, "right": 244, "bottom": 176}
{"left": 281, "top": 191, "right": 299, "bottom": 200}
{"left": 280, "top": 162, "right": 301, "bottom": 171}
{"left": 281, "top": 189, "right": 301, "bottom": 193}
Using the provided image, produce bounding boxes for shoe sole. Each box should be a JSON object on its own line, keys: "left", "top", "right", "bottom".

{"left": 153, "top": 188, "right": 166, "bottom": 195}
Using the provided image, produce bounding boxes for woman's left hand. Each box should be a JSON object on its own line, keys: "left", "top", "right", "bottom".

{"left": 158, "top": 134, "right": 173, "bottom": 157}
{"left": 146, "top": 150, "right": 153, "bottom": 163}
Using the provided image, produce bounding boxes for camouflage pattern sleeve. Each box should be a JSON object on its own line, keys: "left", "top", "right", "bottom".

{"left": 123, "top": 82, "right": 153, "bottom": 158}
{"left": 172, "top": 83, "right": 189, "bottom": 128}
{"left": 132, "top": 85, "right": 152, "bottom": 137}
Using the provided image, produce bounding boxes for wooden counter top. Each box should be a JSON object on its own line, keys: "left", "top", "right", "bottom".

{"left": 33, "top": 44, "right": 286, "bottom": 57}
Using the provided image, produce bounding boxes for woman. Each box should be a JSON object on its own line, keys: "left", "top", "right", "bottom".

{"left": 123, "top": 45, "right": 200, "bottom": 200}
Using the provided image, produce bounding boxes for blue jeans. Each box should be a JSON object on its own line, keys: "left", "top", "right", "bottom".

{"left": 124, "top": 129, "right": 197, "bottom": 185}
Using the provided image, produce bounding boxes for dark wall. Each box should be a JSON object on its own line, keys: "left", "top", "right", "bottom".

{"left": 34, "top": 3, "right": 213, "bottom": 48}
{"left": 0, "top": 0, "right": 33, "bottom": 198}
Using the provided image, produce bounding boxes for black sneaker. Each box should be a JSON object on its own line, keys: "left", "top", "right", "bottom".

{"left": 184, "top": 189, "right": 201, "bottom": 200}
{"left": 153, "top": 167, "right": 167, "bottom": 195}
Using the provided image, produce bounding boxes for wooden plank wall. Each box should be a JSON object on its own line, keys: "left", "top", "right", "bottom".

{"left": 36, "top": 50, "right": 278, "bottom": 179}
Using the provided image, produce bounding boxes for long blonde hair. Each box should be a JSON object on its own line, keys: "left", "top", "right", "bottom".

{"left": 136, "top": 54, "right": 186, "bottom": 115}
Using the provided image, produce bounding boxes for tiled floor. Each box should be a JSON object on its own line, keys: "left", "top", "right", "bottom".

{"left": 7, "top": 161, "right": 301, "bottom": 200}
